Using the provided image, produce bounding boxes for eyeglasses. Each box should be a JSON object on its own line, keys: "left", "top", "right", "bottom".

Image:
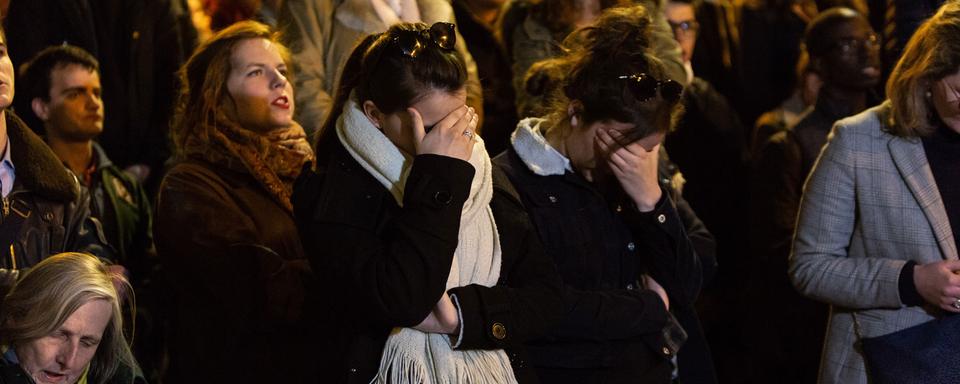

{"left": 833, "top": 34, "right": 880, "bottom": 55}
{"left": 393, "top": 22, "right": 456, "bottom": 58}
{"left": 618, "top": 74, "right": 683, "bottom": 104}
{"left": 667, "top": 20, "right": 699, "bottom": 37}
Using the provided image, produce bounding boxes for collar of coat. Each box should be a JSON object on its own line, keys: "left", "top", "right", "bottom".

{"left": 510, "top": 117, "right": 572, "bottom": 176}
{"left": 6, "top": 110, "right": 78, "bottom": 202}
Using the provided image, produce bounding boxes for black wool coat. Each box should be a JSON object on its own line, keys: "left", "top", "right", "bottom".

{"left": 494, "top": 148, "right": 704, "bottom": 384}
{"left": 293, "top": 140, "right": 563, "bottom": 384}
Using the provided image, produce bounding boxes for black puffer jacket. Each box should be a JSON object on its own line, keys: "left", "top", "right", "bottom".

{"left": 495, "top": 148, "right": 703, "bottom": 384}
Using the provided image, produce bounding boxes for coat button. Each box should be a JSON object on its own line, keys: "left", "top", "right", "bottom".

{"left": 434, "top": 191, "right": 452, "bottom": 205}
{"left": 547, "top": 195, "right": 558, "bottom": 203}
{"left": 626, "top": 283, "right": 635, "bottom": 290}
{"left": 657, "top": 214, "right": 666, "bottom": 223}
{"left": 662, "top": 347, "right": 671, "bottom": 355}
{"left": 349, "top": 368, "right": 358, "bottom": 373}
{"left": 492, "top": 322, "right": 507, "bottom": 340}
{"left": 626, "top": 242, "right": 635, "bottom": 251}
{"left": 42, "top": 212, "right": 55, "bottom": 221}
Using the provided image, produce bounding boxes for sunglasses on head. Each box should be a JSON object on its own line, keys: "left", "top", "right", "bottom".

{"left": 617, "top": 73, "right": 683, "bottom": 104}
{"left": 393, "top": 22, "right": 457, "bottom": 58}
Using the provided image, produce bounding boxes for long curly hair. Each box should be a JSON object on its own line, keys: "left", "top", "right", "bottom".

{"left": 535, "top": 5, "right": 685, "bottom": 143}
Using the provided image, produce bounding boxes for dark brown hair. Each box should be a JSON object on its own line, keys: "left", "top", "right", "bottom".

{"left": 541, "top": 5, "right": 685, "bottom": 143}
{"left": 19, "top": 45, "right": 100, "bottom": 104}
{"left": 886, "top": 0, "right": 960, "bottom": 137}
{"left": 314, "top": 22, "right": 468, "bottom": 161}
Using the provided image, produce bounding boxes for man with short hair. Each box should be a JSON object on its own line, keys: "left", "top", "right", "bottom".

{"left": 19, "top": 45, "right": 153, "bottom": 276}
{"left": 18, "top": 43, "right": 159, "bottom": 382}
{"left": 0, "top": 31, "right": 113, "bottom": 292}
{"left": 750, "top": 7, "right": 881, "bottom": 383}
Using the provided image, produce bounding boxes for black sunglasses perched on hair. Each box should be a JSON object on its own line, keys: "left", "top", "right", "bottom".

{"left": 617, "top": 74, "right": 683, "bottom": 104}
{"left": 394, "top": 22, "right": 457, "bottom": 58}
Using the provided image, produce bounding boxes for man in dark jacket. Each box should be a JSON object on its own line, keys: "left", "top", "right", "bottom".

{"left": 0, "top": 29, "right": 113, "bottom": 293}
{"left": 19, "top": 45, "right": 154, "bottom": 290}
{"left": 662, "top": 2, "right": 745, "bottom": 381}
{"left": 4, "top": 0, "right": 195, "bottom": 192}
{"left": 17, "top": 45, "right": 161, "bottom": 380}
{"left": 748, "top": 8, "right": 881, "bottom": 384}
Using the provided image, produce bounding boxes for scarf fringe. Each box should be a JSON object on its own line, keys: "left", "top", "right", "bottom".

{"left": 371, "top": 329, "right": 519, "bottom": 384}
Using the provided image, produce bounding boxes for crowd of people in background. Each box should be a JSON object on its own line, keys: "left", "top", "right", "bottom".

{"left": 0, "top": 0, "right": 954, "bottom": 383}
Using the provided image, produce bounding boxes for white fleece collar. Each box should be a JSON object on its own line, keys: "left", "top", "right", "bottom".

{"left": 510, "top": 117, "right": 573, "bottom": 176}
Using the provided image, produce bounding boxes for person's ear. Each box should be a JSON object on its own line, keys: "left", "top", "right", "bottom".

{"left": 567, "top": 100, "right": 583, "bottom": 129}
{"left": 362, "top": 100, "right": 384, "bottom": 129}
{"left": 31, "top": 97, "right": 50, "bottom": 121}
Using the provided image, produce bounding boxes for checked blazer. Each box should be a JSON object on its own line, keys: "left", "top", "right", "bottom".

{"left": 789, "top": 101, "right": 958, "bottom": 384}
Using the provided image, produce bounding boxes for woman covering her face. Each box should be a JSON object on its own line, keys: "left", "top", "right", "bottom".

{"left": 293, "top": 22, "right": 562, "bottom": 383}
{"left": 154, "top": 20, "right": 320, "bottom": 383}
{"left": 789, "top": 2, "right": 960, "bottom": 383}
{"left": 493, "top": 5, "right": 706, "bottom": 383}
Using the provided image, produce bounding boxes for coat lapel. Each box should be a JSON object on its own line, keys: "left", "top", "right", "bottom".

{"left": 888, "top": 136, "right": 958, "bottom": 260}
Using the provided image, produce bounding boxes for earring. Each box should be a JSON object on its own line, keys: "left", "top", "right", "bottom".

{"left": 926, "top": 90, "right": 933, "bottom": 98}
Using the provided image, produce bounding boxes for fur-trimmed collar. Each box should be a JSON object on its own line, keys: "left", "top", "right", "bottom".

{"left": 6, "top": 110, "right": 78, "bottom": 202}
{"left": 510, "top": 117, "right": 572, "bottom": 176}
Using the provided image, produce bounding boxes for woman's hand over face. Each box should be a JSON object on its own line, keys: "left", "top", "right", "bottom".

{"left": 596, "top": 129, "right": 663, "bottom": 212}
{"left": 409, "top": 105, "right": 478, "bottom": 161}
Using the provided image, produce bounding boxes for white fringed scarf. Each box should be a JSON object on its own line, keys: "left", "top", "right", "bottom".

{"left": 336, "top": 100, "right": 518, "bottom": 384}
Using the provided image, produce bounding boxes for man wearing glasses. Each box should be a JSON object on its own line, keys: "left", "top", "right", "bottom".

{"left": 749, "top": 7, "right": 881, "bottom": 384}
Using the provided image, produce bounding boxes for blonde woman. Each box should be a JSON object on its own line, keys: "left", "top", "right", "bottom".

{"left": 0, "top": 252, "right": 141, "bottom": 384}
{"left": 790, "top": 2, "right": 960, "bottom": 382}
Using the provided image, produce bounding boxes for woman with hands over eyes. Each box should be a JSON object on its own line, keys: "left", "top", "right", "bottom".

{"left": 493, "top": 5, "right": 706, "bottom": 384}
{"left": 292, "top": 22, "right": 562, "bottom": 383}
